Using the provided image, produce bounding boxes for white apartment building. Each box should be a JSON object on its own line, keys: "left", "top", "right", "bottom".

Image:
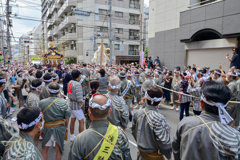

{"left": 41, "top": 0, "right": 146, "bottom": 64}
{"left": 149, "top": 0, "right": 240, "bottom": 71}
{"left": 28, "top": 23, "right": 43, "bottom": 56}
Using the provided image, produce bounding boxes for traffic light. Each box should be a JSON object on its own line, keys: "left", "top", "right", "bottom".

{"left": 86, "top": 51, "right": 88, "bottom": 56}
{"left": 24, "top": 40, "right": 32, "bottom": 43}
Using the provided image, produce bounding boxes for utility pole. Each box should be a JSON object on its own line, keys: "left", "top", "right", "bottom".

{"left": 139, "top": 13, "right": 142, "bottom": 65}
{"left": 109, "top": 0, "right": 113, "bottom": 65}
{"left": 93, "top": 28, "right": 96, "bottom": 52}
{"left": 6, "top": 0, "right": 11, "bottom": 64}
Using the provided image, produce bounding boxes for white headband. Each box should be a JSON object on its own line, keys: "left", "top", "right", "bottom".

{"left": 51, "top": 71, "right": 54, "bottom": 74}
{"left": 145, "top": 91, "right": 163, "bottom": 105}
{"left": 18, "top": 72, "right": 22, "bottom": 75}
{"left": 0, "top": 79, "right": 6, "bottom": 83}
{"left": 134, "top": 74, "right": 139, "bottom": 76}
{"left": 31, "top": 83, "right": 43, "bottom": 91}
{"left": 155, "top": 72, "right": 160, "bottom": 76}
{"left": 198, "top": 72, "right": 203, "bottom": 75}
{"left": 127, "top": 74, "right": 132, "bottom": 77}
{"left": 201, "top": 94, "right": 233, "bottom": 125}
{"left": 145, "top": 72, "right": 151, "bottom": 76}
{"left": 89, "top": 97, "right": 112, "bottom": 110}
{"left": 118, "top": 73, "right": 126, "bottom": 77}
{"left": 30, "top": 70, "right": 35, "bottom": 75}
{"left": 139, "top": 68, "right": 143, "bottom": 71}
{"left": 53, "top": 75, "right": 59, "bottom": 80}
{"left": 228, "top": 72, "right": 237, "bottom": 77}
{"left": 214, "top": 70, "right": 221, "bottom": 75}
{"left": 109, "top": 82, "right": 121, "bottom": 89}
{"left": 44, "top": 78, "right": 53, "bottom": 82}
{"left": 18, "top": 112, "right": 42, "bottom": 130}
{"left": 48, "top": 88, "right": 60, "bottom": 94}
{"left": 237, "top": 72, "right": 240, "bottom": 76}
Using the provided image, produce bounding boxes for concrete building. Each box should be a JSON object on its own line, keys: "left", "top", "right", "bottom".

{"left": 28, "top": 23, "right": 43, "bottom": 56}
{"left": 149, "top": 0, "right": 240, "bottom": 71}
{"left": 41, "top": 0, "right": 147, "bottom": 64}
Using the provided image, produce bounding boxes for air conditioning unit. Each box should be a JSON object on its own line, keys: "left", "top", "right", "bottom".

{"left": 71, "top": 24, "right": 74, "bottom": 28}
{"left": 73, "top": 47, "right": 76, "bottom": 50}
{"left": 71, "top": 41, "right": 75, "bottom": 44}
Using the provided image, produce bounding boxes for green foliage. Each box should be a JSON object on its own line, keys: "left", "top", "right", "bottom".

{"left": 144, "top": 46, "right": 148, "bottom": 57}
{"left": 64, "top": 58, "right": 74, "bottom": 64}
{"left": 31, "top": 57, "right": 41, "bottom": 61}
{"left": 0, "top": 56, "right": 2, "bottom": 62}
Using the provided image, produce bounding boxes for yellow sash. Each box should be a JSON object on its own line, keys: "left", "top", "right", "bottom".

{"left": 93, "top": 123, "right": 119, "bottom": 160}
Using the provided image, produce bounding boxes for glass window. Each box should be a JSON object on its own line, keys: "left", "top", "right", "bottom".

{"left": 115, "top": 12, "right": 123, "bottom": 18}
{"left": 115, "top": 28, "right": 123, "bottom": 34}
{"left": 115, "top": 44, "right": 120, "bottom": 50}
{"left": 99, "top": 9, "right": 107, "bottom": 14}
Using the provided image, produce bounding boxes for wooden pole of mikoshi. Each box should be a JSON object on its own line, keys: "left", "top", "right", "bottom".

{"left": 100, "top": 39, "right": 104, "bottom": 67}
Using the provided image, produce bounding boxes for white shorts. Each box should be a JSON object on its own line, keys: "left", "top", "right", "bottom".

{"left": 71, "top": 109, "right": 84, "bottom": 120}
{"left": 45, "top": 135, "right": 55, "bottom": 147}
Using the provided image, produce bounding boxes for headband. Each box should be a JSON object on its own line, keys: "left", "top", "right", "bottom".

{"left": 0, "top": 79, "right": 6, "bottom": 83}
{"left": 51, "top": 71, "right": 54, "bottom": 74}
{"left": 17, "top": 72, "right": 22, "bottom": 75}
{"left": 145, "top": 72, "right": 151, "bottom": 76}
{"left": 237, "top": 72, "right": 240, "bottom": 76}
{"left": 44, "top": 78, "right": 53, "bottom": 82}
{"left": 89, "top": 93, "right": 112, "bottom": 110}
{"left": 127, "top": 74, "right": 132, "bottom": 77}
{"left": 30, "top": 70, "right": 35, "bottom": 75}
{"left": 201, "top": 94, "right": 233, "bottom": 125}
{"left": 199, "top": 77, "right": 209, "bottom": 83}
{"left": 118, "top": 73, "right": 126, "bottom": 77}
{"left": 134, "top": 73, "right": 139, "bottom": 76}
{"left": 31, "top": 83, "right": 43, "bottom": 91}
{"left": 109, "top": 82, "right": 121, "bottom": 89}
{"left": 139, "top": 68, "right": 143, "bottom": 71}
{"left": 53, "top": 75, "right": 59, "bottom": 80}
{"left": 155, "top": 71, "right": 160, "bottom": 76}
{"left": 198, "top": 72, "right": 203, "bottom": 75}
{"left": 145, "top": 91, "right": 163, "bottom": 105}
{"left": 48, "top": 88, "right": 60, "bottom": 93}
{"left": 155, "top": 69, "right": 160, "bottom": 72}
{"left": 18, "top": 112, "right": 42, "bottom": 130}
{"left": 214, "top": 70, "right": 221, "bottom": 75}
{"left": 228, "top": 72, "right": 237, "bottom": 77}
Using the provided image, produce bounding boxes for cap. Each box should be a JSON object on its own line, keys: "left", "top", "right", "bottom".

{"left": 175, "top": 66, "right": 181, "bottom": 70}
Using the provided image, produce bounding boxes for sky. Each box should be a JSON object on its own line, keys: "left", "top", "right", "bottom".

{"left": 8, "top": 0, "right": 149, "bottom": 44}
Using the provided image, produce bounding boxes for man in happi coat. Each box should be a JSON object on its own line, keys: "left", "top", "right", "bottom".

{"left": 172, "top": 81, "right": 240, "bottom": 160}
{"left": 107, "top": 76, "right": 129, "bottom": 130}
{"left": 133, "top": 72, "right": 142, "bottom": 109}
{"left": 27, "top": 79, "right": 42, "bottom": 107}
{"left": 80, "top": 63, "right": 91, "bottom": 95}
{"left": 171, "top": 70, "right": 181, "bottom": 111}
{"left": 132, "top": 85, "right": 172, "bottom": 160}
{"left": 213, "top": 69, "right": 224, "bottom": 84}
{"left": 118, "top": 71, "right": 134, "bottom": 124}
{"left": 3, "top": 107, "right": 43, "bottom": 160}
{"left": 16, "top": 70, "right": 24, "bottom": 109}
{"left": 68, "top": 70, "right": 84, "bottom": 142}
{"left": 139, "top": 68, "right": 145, "bottom": 84}
{"left": 140, "top": 69, "right": 155, "bottom": 108}
{"left": 68, "top": 94, "right": 132, "bottom": 160}
{"left": 226, "top": 72, "right": 239, "bottom": 130}
{"left": 0, "top": 76, "right": 7, "bottom": 119}
{"left": 28, "top": 69, "right": 36, "bottom": 88}
{"left": 40, "top": 82, "right": 71, "bottom": 160}
{"left": 39, "top": 73, "right": 53, "bottom": 100}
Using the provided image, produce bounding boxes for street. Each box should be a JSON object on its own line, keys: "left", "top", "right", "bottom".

{"left": 10, "top": 101, "right": 192, "bottom": 160}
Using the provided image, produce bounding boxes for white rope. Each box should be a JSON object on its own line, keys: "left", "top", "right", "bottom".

{"left": 156, "top": 84, "right": 240, "bottom": 104}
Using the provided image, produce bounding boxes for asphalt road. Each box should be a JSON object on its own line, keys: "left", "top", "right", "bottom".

{"left": 10, "top": 101, "right": 191, "bottom": 160}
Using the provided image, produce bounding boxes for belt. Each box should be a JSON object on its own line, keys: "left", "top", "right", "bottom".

{"left": 44, "top": 119, "right": 66, "bottom": 128}
{"left": 138, "top": 150, "right": 164, "bottom": 160}
{"left": 136, "top": 88, "right": 141, "bottom": 90}
{"left": 82, "top": 85, "right": 87, "bottom": 87}
{"left": 229, "top": 99, "right": 237, "bottom": 105}
{"left": 123, "top": 96, "right": 131, "bottom": 99}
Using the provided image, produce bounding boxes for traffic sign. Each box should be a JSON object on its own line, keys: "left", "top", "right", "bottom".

{"left": 90, "top": 38, "right": 93, "bottom": 42}
{"left": 7, "top": 55, "right": 10, "bottom": 59}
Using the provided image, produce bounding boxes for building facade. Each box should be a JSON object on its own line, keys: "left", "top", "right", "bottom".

{"left": 149, "top": 0, "right": 240, "bottom": 71}
{"left": 41, "top": 0, "right": 146, "bottom": 64}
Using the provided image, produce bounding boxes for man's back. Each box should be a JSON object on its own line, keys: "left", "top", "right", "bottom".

{"left": 230, "top": 54, "right": 239, "bottom": 68}
{"left": 80, "top": 67, "right": 90, "bottom": 77}
{"left": 69, "top": 120, "right": 131, "bottom": 160}
{"left": 172, "top": 111, "right": 240, "bottom": 160}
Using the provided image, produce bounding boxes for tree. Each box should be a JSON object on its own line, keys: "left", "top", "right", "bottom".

{"left": 144, "top": 46, "right": 148, "bottom": 57}
{"left": 0, "top": 56, "right": 2, "bottom": 62}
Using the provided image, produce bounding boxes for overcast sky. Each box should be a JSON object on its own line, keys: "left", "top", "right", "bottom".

{"left": 9, "top": 0, "right": 149, "bottom": 44}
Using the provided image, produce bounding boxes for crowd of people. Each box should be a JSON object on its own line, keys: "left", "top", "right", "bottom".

{"left": 0, "top": 48, "right": 240, "bottom": 160}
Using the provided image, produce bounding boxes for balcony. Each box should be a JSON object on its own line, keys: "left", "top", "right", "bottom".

{"left": 52, "top": 13, "right": 60, "bottom": 24}
{"left": 53, "top": 27, "right": 58, "bottom": 36}
{"left": 129, "top": 50, "right": 140, "bottom": 55}
{"left": 129, "top": 19, "right": 140, "bottom": 25}
{"left": 58, "top": 16, "right": 76, "bottom": 31}
{"left": 59, "top": 32, "right": 77, "bottom": 42}
{"left": 52, "top": 3, "right": 60, "bottom": 10}
{"left": 58, "top": 0, "right": 76, "bottom": 18}
{"left": 56, "top": 0, "right": 64, "bottom": 4}
{"left": 46, "top": 8, "right": 53, "bottom": 18}
{"left": 65, "top": 50, "right": 77, "bottom": 57}
{"left": 47, "top": 29, "right": 53, "bottom": 38}
{"left": 47, "top": 19, "right": 53, "bottom": 28}
{"left": 129, "top": 3, "right": 140, "bottom": 9}
{"left": 129, "top": 35, "right": 139, "bottom": 40}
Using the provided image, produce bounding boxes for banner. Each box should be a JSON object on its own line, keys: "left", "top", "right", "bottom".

{"left": 141, "top": 52, "right": 144, "bottom": 67}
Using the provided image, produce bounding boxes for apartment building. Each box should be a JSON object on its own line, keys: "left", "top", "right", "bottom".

{"left": 149, "top": 0, "right": 240, "bottom": 71}
{"left": 41, "top": 0, "right": 145, "bottom": 64}
{"left": 28, "top": 23, "right": 42, "bottom": 56}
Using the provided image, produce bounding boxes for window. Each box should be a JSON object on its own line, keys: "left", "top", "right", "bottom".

{"left": 99, "top": 27, "right": 108, "bottom": 32}
{"left": 115, "top": 11, "right": 123, "bottom": 18}
{"left": 115, "top": 44, "right": 120, "bottom": 50}
{"left": 97, "top": 43, "right": 109, "bottom": 48}
{"left": 115, "top": 28, "right": 123, "bottom": 34}
{"left": 99, "top": 9, "right": 107, "bottom": 14}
